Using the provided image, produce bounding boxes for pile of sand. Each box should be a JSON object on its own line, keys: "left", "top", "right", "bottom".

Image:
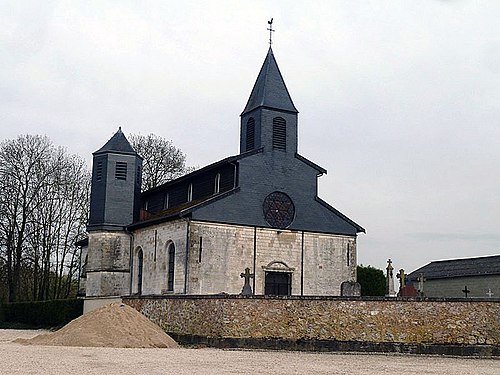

{"left": 15, "top": 302, "right": 178, "bottom": 348}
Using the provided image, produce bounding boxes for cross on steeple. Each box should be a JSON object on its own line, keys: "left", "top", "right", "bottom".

{"left": 267, "top": 18, "right": 275, "bottom": 45}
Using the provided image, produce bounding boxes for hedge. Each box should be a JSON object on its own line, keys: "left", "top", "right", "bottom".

{"left": 0, "top": 299, "right": 83, "bottom": 328}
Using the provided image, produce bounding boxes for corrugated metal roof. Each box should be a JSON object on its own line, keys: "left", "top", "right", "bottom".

{"left": 407, "top": 255, "right": 500, "bottom": 280}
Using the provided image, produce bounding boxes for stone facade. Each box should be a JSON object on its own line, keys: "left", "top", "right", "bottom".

{"left": 129, "top": 220, "right": 357, "bottom": 296}
{"left": 85, "top": 231, "right": 132, "bottom": 297}
{"left": 124, "top": 295, "right": 500, "bottom": 355}
{"left": 131, "top": 220, "right": 188, "bottom": 295}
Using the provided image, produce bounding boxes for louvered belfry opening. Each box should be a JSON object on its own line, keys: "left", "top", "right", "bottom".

{"left": 96, "top": 161, "right": 103, "bottom": 181}
{"left": 272, "top": 117, "right": 286, "bottom": 150}
{"left": 115, "top": 161, "right": 128, "bottom": 180}
{"left": 246, "top": 117, "right": 255, "bottom": 151}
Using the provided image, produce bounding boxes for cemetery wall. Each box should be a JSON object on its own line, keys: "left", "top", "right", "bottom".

{"left": 123, "top": 295, "right": 500, "bottom": 356}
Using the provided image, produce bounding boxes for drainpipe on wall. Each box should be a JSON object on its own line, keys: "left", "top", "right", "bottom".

{"left": 183, "top": 218, "right": 191, "bottom": 294}
{"left": 253, "top": 227, "right": 257, "bottom": 294}
{"left": 301, "top": 231, "right": 304, "bottom": 296}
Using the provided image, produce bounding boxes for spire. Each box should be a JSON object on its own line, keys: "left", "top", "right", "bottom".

{"left": 241, "top": 47, "right": 298, "bottom": 116}
{"left": 94, "top": 127, "right": 138, "bottom": 155}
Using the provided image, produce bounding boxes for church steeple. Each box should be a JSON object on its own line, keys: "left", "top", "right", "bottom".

{"left": 241, "top": 47, "right": 298, "bottom": 116}
{"left": 240, "top": 47, "right": 299, "bottom": 154}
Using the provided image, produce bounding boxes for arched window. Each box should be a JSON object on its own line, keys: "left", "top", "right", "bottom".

{"left": 81, "top": 254, "right": 88, "bottom": 277}
{"left": 137, "top": 248, "right": 143, "bottom": 295}
{"left": 167, "top": 243, "right": 175, "bottom": 291}
{"left": 214, "top": 173, "right": 221, "bottom": 194}
{"left": 187, "top": 183, "right": 193, "bottom": 202}
{"left": 246, "top": 117, "right": 255, "bottom": 151}
{"left": 164, "top": 193, "right": 169, "bottom": 209}
{"left": 346, "top": 243, "right": 350, "bottom": 267}
{"left": 272, "top": 117, "right": 286, "bottom": 150}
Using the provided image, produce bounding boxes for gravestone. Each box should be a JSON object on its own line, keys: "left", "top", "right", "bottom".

{"left": 399, "top": 284, "right": 418, "bottom": 297}
{"left": 341, "top": 281, "right": 361, "bottom": 296}
{"left": 385, "top": 259, "right": 396, "bottom": 297}
{"left": 416, "top": 273, "right": 426, "bottom": 297}
{"left": 462, "top": 285, "right": 470, "bottom": 298}
{"left": 396, "top": 268, "right": 406, "bottom": 290}
{"left": 240, "top": 267, "right": 254, "bottom": 296}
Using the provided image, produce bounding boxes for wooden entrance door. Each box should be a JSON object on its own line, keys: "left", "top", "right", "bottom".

{"left": 265, "top": 272, "right": 291, "bottom": 296}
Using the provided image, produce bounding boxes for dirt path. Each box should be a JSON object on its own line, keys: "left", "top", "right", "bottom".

{"left": 1, "top": 330, "right": 498, "bottom": 375}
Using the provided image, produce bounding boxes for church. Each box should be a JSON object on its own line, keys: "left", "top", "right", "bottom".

{"left": 82, "top": 45, "right": 365, "bottom": 299}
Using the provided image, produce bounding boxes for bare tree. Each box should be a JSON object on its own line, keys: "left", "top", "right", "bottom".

{"left": 0, "top": 135, "right": 60, "bottom": 301}
{"left": 27, "top": 154, "right": 89, "bottom": 300}
{"left": 129, "top": 133, "right": 193, "bottom": 191}
{"left": 0, "top": 135, "right": 89, "bottom": 302}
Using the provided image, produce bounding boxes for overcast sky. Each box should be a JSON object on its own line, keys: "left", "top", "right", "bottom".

{"left": 2, "top": 1, "right": 500, "bottom": 273}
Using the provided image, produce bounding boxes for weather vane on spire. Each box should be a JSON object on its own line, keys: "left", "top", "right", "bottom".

{"left": 267, "top": 18, "right": 275, "bottom": 45}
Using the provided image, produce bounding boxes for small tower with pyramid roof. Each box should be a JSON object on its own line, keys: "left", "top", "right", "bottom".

{"left": 86, "top": 128, "right": 142, "bottom": 298}
{"left": 88, "top": 127, "right": 142, "bottom": 230}
{"left": 240, "top": 47, "right": 298, "bottom": 155}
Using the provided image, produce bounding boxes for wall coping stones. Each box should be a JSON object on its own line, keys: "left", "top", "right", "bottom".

{"left": 123, "top": 294, "right": 500, "bottom": 303}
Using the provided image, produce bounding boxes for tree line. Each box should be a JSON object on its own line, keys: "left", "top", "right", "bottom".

{"left": 0, "top": 133, "right": 190, "bottom": 303}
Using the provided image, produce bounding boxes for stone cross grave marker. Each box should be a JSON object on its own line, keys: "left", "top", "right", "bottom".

{"left": 385, "top": 259, "right": 396, "bottom": 297}
{"left": 396, "top": 268, "right": 406, "bottom": 290}
{"left": 240, "top": 267, "right": 254, "bottom": 296}
{"left": 462, "top": 285, "right": 470, "bottom": 298}
{"left": 417, "top": 273, "right": 426, "bottom": 297}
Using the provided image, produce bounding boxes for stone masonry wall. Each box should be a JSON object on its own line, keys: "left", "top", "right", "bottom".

{"left": 86, "top": 231, "right": 132, "bottom": 297}
{"left": 187, "top": 221, "right": 356, "bottom": 295}
{"left": 124, "top": 296, "right": 500, "bottom": 353}
{"left": 131, "top": 220, "right": 188, "bottom": 294}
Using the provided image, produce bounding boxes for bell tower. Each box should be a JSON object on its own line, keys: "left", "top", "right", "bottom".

{"left": 86, "top": 128, "right": 142, "bottom": 298}
{"left": 240, "top": 47, "right": 299, "bottom": 155}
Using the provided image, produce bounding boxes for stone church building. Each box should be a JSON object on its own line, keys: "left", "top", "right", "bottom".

{"left": 83, "top": 47, "right": 364, "bottom": 299}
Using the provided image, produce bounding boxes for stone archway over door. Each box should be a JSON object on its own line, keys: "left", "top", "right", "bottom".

{"left": 262, "top": 261, "right": 295, "bottom": 296}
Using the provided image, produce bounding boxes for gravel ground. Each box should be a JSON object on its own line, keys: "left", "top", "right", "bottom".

{"left": 1, "top": 330, "right": 498, "bottom": 375}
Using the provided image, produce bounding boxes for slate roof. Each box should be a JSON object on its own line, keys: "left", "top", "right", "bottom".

{"left": 141, "top": 148, "right": 262, "bottom": 197}
{"left": 128, "top": 148, "right": 365, "bottom": 233}
{"left": 94, "top": 127, "right": 139, "bottom": 156}
{"left": 407, "top": 255, "right": 500, "bottom": 280}
{"left": 241, "top": 47, "right": 298, "bottom": 116}
{"left": 130, "top": 189, "right": 239, "bottom": 230}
